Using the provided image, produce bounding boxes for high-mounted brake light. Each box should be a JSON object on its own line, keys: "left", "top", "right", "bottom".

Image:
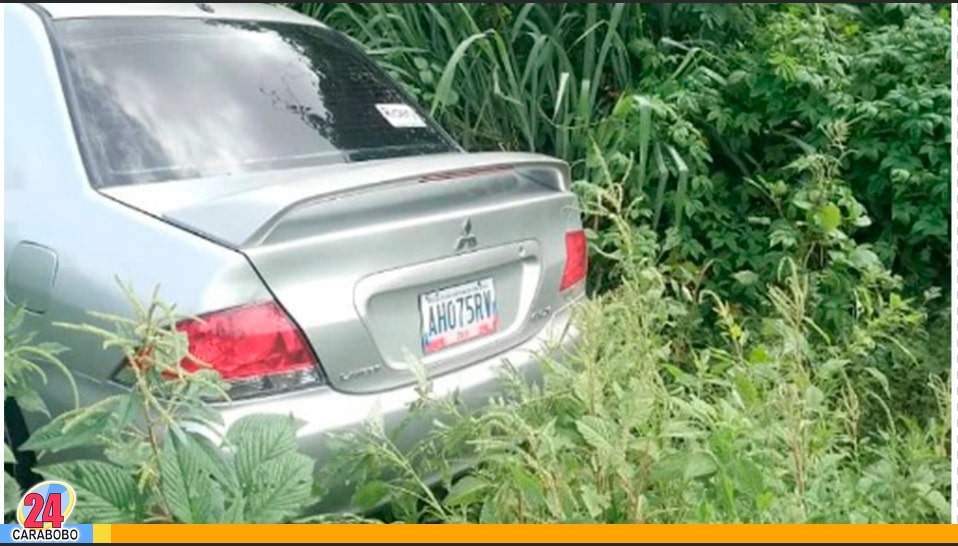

{"left": 559, "top": 230, "right": 588, "bottom": 292}
{"left": 419, "top": 165, "right": 514, "bottom": 183}
{"left": 116, "top": 301, "right": 324, "bottom": 399}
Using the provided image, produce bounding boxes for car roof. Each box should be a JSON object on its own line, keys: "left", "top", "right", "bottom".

{"left": 31, "top": 3, "right": 321, "bottom": 26}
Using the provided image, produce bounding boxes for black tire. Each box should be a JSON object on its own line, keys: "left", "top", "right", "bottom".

{"left": 4, "top": 397, "right": 41, "bottom": 490}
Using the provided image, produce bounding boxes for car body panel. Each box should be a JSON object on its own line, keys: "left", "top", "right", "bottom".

{"left": 104, "top": 153, "right": 581, "bottom": 394}
{"left": 5, "top": 1, "right": 279, "bottom": 385}
{"left": 101, "top": 152, "right": 568, "bottom": 249}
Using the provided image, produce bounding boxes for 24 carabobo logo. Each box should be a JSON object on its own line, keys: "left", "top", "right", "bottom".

{"left": 8, "top": 481, "right": 81, "bottom": 543}
{"left": 17, "top": 480, "right": 76, "bottom": 529}
{"left": 2, "top": 480, "right": 88, "bottom": 544}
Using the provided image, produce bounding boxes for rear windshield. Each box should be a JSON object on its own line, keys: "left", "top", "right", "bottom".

{"left": 53, "top": 17, "right": 459, "bottom": 187}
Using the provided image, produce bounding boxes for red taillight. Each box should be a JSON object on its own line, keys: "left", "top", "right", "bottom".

{"left": 115, "top": 301, "right": 324, "bottom": 399}
{"left": 177, "top": 301, "right": 316, "bottom": 381}
{"left": 560, "top": 229, "right": 588, "bottom": 292}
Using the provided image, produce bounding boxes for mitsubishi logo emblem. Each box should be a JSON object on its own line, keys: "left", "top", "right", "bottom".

{"left": 454, "top": 218, "right": 478, "bottom": 252}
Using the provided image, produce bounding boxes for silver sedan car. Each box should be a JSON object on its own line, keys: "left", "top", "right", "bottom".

{"left": 4, "top": 3, "right": 586, "bottom": 511}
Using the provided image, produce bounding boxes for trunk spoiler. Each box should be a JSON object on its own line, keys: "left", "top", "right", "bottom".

{"left": 102, "top": 152, "right": 570, "bottom": 249}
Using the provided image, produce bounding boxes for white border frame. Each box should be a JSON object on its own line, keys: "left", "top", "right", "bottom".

{"left": 0, "top": 1, "right": 953, "bottom": 524}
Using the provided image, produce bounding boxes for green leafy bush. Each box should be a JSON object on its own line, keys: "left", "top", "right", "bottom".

{"left": 6, "top": 285, "right": 320, "bottom": 524}
{"left": 296, "top": 2, "right": 949, "bottom": 298}
{"left": 3, "top": 306, "right": 77, "bottom": 516}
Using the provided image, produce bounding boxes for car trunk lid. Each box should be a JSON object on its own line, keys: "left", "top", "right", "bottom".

{"left": 102, "top": 152, "right": 584, "bottom": 394}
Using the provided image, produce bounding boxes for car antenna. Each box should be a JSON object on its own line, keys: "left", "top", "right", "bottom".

{"left": 196, "top": 3, "right": 215, "bottom": 14}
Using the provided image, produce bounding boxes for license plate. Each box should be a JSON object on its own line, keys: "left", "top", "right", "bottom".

{"left": 420, "top": 277, "right": 498, "bottom": 355}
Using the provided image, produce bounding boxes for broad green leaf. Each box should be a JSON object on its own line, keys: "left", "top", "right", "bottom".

{"left": 660, "top": 420, "right": 706, "bottom": 440}
{"left": 792, "top": 196, "right": 814, "bottom": 211}
{"left": 226, "top": 414, "right": 298, "bottom": 483}
{"left": 818, "top": 358, "right": 850, "bottom": 382}
{"left": 611, "top": 94, "right": 633, "bottom": 118}
{"left": 578, "top": 483, "right": 608, "bottom": 520}
{"left": 204, "top": 483, "right": 228, "bottom": 524}
{"left": 159, "top": 428, "right": 218, "bottom": 523}
{"left": 21, "top": 400, "right": 117, "bottom": 453}
{"left": 102, "top": 437, "right": 152, "bottom": 470}
{"left": 13, "top": 390, "right": 48, "bottom": 417}
{"left": 37, "top": 461, "right": 142, "bottom": 523}
{"left": 443, "top": 475, "right": 491, "bottom": 507}
{"left": 509, "top": 466, "right": 545, "bottom": 506}
{"left": 352, "top": 480, "right": 391, "bottom": 511}
{"left": 849, "top": 511, "right": 869, "bottom": 524}
{"left": 683, "top": 452, "right": 718, "bottom": 480}
{"left": 478, "top": 498, "right": 497, "bottom": 524}
{"left": 732, "top": 458, "right": 765, "bottom": 497}
{"left": 575, "top": 416, "right": 613, "bottom": 456}
{"left": 226, "top": 414, "right": 316, "bottom": 523}
{"left": 652, "top": 451, "right": 718, "bottom": 483}
{"left": 920, "top": 489, "right": 950, "bottom": 519}
{"left": 804, "top": 385, "right": 825, "bottom": 410}
{"left": 186, "top": 430, "right": 240, "bottom": 497}
{"left": 4, "top": 444, "right": 16, "bottom": 465}
{"left": 4, "top": 471, "right": 22, "bottom": 513}
{"left": 222, "top": 495, "right": 247, "bottom": 524}
{"left": 848, "top": 247, "right": 882, "bottom": 270}
{"left": 732, "top": 270, "right": 760, "bottom": 286}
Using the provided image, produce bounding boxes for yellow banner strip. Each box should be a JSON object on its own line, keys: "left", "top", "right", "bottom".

{"left": 92, "top": 524, "right": 111, "bottom": 543}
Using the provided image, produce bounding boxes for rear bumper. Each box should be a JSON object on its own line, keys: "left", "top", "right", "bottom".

{"left": 201, "top": 301, "right": 581, "bottom": 514}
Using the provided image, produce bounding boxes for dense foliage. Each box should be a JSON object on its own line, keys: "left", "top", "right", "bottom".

{"left": 301, "top": 2, "right": 949, "bottom": 295}
{"left": 294, "top": 1, "right": 952, "bottom": 523}
{"left": 4, "top": 2, "right": 950, "bottom": 524}
{"left": 4, "top": 292, "right": 324, "bottom": 524}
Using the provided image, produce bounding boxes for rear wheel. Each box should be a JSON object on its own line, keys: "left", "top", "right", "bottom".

{"left": 4, "top": 398, "right": 40, "bottom": 490}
